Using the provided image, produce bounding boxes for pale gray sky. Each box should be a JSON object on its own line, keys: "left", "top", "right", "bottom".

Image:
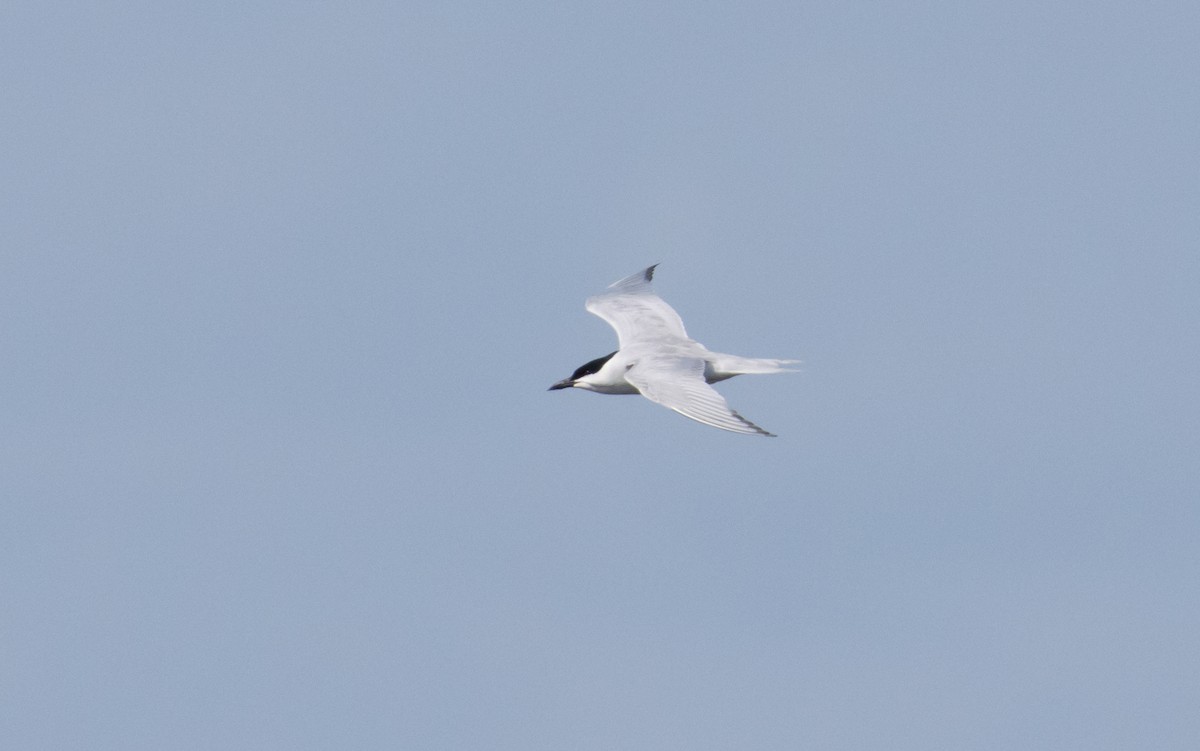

{"left": 2, "top": 2, "right": 1198, "bottom": 749}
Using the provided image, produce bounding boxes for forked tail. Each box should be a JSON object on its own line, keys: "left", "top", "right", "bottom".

{"left": 706, "top": 354, "right": 802, "bottom": 378}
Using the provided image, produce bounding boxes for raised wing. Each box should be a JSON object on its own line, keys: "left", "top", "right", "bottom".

{"left": 625, "top": 356, "right": 775, "bottom": 436}
{"left": 585, "top": 264, "right": 689, "bottom": 349}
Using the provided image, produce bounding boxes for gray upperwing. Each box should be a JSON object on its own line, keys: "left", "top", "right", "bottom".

{"left": 584, "top": 265, "right": 689, "bottom": 349}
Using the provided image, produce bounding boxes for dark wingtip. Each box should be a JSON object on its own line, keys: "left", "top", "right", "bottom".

{"left": 730, "top": 408, "right": 776, "bottom": 437}
{"left": 645, "top": 263, "right": 659, "bottom": 282}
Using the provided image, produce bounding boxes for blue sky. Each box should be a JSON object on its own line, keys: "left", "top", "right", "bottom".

{"left": 2, "top": 2, "right": 1198, "bottom": 749}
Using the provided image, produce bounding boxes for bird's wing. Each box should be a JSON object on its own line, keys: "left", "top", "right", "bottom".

{"left": 585, "top": 264, "right": 689, "bottom": 349}
{"left": 625, "top": 356, "right": 775, "bottom": 436}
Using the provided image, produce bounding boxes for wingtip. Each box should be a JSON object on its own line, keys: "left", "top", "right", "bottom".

{"left": 605, "top": 263, "right": 662, "bottom": 292}
{"left": 730, "top": 408, "right": 776, "bottom": 437}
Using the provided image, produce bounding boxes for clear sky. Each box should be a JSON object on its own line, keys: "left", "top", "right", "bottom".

{"left": 2, "top": 2, "right": 1198, "bottom": 749}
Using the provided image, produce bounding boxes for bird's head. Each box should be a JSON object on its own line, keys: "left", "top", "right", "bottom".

{"left": 548, "top": 351, "right": 617, "bottom": 392}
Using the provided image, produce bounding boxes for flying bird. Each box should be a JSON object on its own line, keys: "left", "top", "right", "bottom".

{"left": 549, "top": 264, "right": 799, "bottom": 436}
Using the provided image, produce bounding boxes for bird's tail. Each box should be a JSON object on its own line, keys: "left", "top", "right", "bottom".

{"left": 706, "top": 354, "right": 802, "bottom": 377}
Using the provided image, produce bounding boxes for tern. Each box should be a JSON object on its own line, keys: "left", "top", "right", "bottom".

{"left": 549, "top": 264, "right": 799, "bottom": 436}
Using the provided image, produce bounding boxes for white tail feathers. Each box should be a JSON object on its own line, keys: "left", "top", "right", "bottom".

{"left": 705, "top": 354, "right": 802, "bottom": 378}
